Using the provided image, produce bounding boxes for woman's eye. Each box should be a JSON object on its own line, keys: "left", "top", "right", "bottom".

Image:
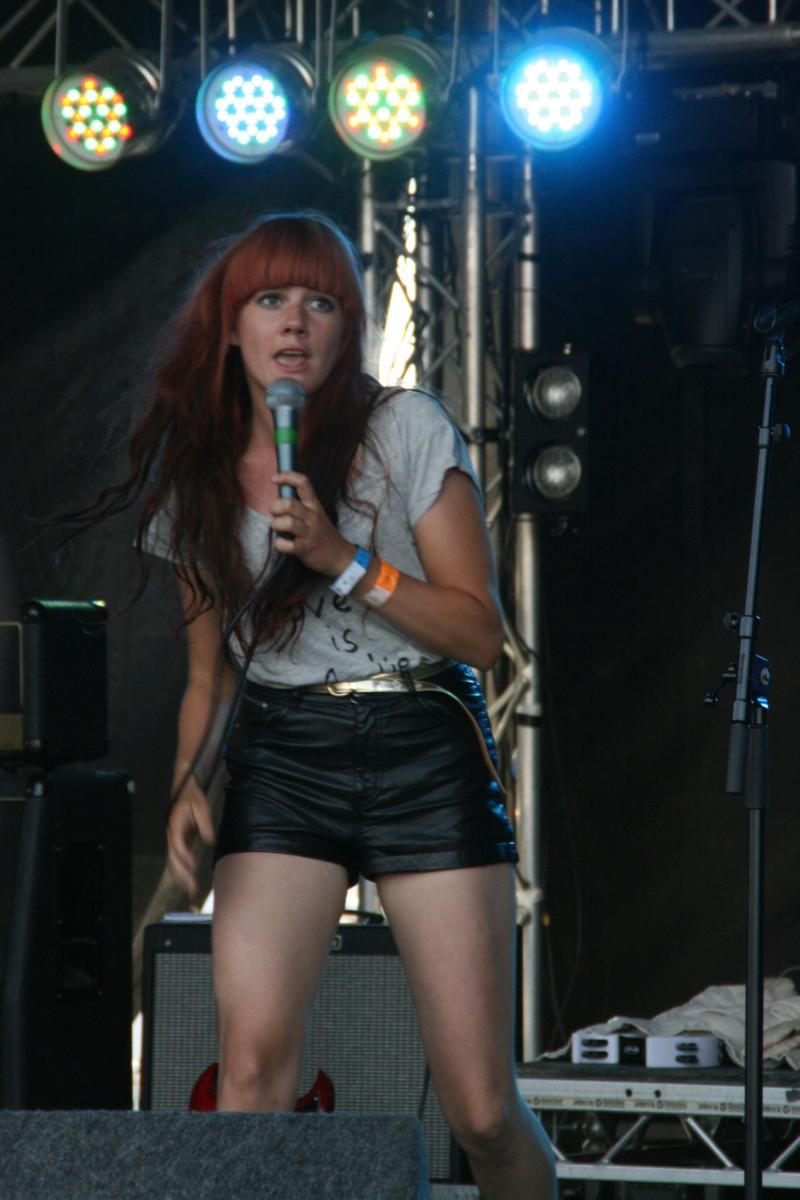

{"left": 310, "top": 296, "right": 335, "bottom": 312}
{"left": 257, "top": 293, "right": 281, "bottom": 307}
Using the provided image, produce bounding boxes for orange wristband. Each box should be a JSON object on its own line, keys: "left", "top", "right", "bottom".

{"left": 362, "top": 560, "right": 400, "bottom": 608}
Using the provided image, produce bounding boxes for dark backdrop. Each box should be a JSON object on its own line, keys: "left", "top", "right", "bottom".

{"left": 1, "top": 92, "right": 799, "bottom": 1049}
{"left": 533, "top": 143, "right": 800, "bottom": 1047}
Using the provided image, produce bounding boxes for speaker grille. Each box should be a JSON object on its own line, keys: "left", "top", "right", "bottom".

{"left": 149, "top": 953, "right": 217, "bottom": 1109}
{"left": 144, "top": 925, "right": 454, "bottom": 1179}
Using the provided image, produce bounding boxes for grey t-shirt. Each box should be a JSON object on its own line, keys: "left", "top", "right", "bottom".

{"left": 144, "top": 389, "right": 479, "bottom": 686}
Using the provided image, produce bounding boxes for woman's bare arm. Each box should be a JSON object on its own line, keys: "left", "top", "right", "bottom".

{"left": 166, "top": 577, "right": 237, "bottom": 897}
{"left": 271, "top": 467, "right": 504, "bottom": 671}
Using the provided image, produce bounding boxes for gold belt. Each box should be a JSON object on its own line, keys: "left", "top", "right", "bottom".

{"left": 307, "top": 659, "right": 449, "bottom": 696}
{"left": 305, "top": 660, "right": 504, "bottom": 792}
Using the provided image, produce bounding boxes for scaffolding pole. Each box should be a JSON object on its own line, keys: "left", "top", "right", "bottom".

{"left": 463, "top": 86, "right": 486, "bottom": 482}
{"left": 514, "top": 154, "right": 545, "bottom": 1060}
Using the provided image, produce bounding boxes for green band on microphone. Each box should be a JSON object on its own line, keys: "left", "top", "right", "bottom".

{"left": 274, "top": 428, "right": 298, "bottom": 445}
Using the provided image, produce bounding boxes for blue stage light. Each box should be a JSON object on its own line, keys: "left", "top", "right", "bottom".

{"left": 196, "top": 50, "right": 313, "bottom": 164}
{"left": 500, "top": 31, "right": 610, "bottom": 152}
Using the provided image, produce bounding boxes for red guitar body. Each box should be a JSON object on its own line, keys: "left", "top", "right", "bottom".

{"left": 188, "top": 1064, "right": 335, "bottom": 1114}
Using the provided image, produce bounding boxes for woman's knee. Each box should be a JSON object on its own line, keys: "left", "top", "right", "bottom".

{"left": 445, "top": 1092, "right": 518, "bottom": 1161}
{"left": 217, "top": 1024, "right": 303, "bottom": 1109}
{"left": 217, "top": 1056, "right": 298, "bottom": 1111}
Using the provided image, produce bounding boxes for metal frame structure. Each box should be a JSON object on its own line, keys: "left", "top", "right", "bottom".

{"left": 518, "top": 1064, "right": 800, "bottom": 1188}
{"left": 5, "top": 0, "right": 800, "bottom": 1059}
{"left": 7, "top": 2, "right": 800, "bottom": 94}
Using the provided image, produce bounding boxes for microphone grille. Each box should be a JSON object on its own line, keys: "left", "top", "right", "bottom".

{"left": 266, "top": 379, "right": 306, "bottom": 411}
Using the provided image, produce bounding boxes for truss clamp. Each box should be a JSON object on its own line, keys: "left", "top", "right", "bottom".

{"left": 515, "top": 881, "right": 545, "bottom": 925}
{"left": 466, "top": 426, "right": 501, "bottom": 445}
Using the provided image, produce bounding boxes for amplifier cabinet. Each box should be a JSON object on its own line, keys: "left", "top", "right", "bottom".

{"left": 142, "top": 919, "right": 465, "bottom": 1182}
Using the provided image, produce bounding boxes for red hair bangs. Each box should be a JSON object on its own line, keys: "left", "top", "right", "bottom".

{"left": 219, "top": 214, "right": 365, "bottom": 333}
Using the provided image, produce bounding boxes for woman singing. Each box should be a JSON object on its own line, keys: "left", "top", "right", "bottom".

{"left": 137, "top": 211, "right": 554, "bottom": 1200}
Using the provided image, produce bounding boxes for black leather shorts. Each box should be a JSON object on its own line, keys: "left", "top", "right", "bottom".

{"left": 216, "top": 662, "right": 518, "bottom": 886}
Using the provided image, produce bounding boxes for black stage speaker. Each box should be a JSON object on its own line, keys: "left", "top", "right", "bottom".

{"left": 142, "top": 919, "right": 465, "bottom": 1182}
{"left": 0, "top": 1110, "right": 431, "bottom": 1200}
{"left": 0, "top": 768, "right": 132, "bottom": 1109}
{"left": 0, "top": 599, "right": 108, "bottom": 767}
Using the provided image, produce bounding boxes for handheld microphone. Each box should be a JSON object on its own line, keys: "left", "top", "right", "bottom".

{"left": 266, "top": 379, "right": 306, "bottom": 499}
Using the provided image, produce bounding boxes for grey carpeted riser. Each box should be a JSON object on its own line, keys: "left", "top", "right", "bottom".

{"left": 0, "top": 1111, "right": 431, "bottom": 1200}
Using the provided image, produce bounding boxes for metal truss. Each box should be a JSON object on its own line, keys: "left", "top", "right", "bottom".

{"left": 351, "top": 115, "right": 549, "bottom": 1055}
{"left": 4, "top": 1, "right": 800, "bottom": 87}
{"left": 518, "top": 1066, "right": 800, "bottom": 1188}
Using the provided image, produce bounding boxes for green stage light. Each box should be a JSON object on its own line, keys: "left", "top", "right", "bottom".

{"left": 41, "top": 51, "right": 176, "bottom": 171}
{"left": 329, "top": 38, "right": 443, "bottom": 161}
{"left": 47, "top": 75, "right": 131, "bottom": 165}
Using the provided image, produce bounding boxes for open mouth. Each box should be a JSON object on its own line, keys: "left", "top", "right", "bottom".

{"left": 274, "top": 350, "right": 309, "bottom": 370}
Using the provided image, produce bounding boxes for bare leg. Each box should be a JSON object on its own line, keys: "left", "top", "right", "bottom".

{"left": 377, "top": 864, "right": 555, "bottom": 1200}
{"left": 213, "top": 851, "right": 349, "bottom": 1111}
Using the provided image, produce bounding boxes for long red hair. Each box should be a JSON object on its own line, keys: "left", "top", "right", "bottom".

{"left": 95, "top": 211, "right": 376, "bottom": 649}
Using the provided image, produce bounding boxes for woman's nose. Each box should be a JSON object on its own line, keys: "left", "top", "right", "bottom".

{"left": 282, "top": 301, "right": 307, "bottom": 332}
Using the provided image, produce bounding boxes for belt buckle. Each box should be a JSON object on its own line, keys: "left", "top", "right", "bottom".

{"left": 325, "top": 681, "right": 353, "bottom": 697}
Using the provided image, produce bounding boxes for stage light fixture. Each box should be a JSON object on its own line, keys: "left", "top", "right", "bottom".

{"left": 500, "top": 29, "right": 612, "bottom": 152}
{"left": 196, "top": 48, "right": 313, "bottom": 164}
{"left": 511, "top": 351, "right": 590, "bottom": 515}
{"left": 328, "top": 37, "right": 443, "bottom": 161}
{"left": 41, "top": 50, "right": 173, "bottom": 171}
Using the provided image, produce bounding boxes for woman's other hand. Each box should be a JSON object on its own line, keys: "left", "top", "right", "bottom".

{"left": 166, "top": 770, "right": 216, "bottom": 898}
{"left": 270, "top": 471, "right": 354, "bottom": 577}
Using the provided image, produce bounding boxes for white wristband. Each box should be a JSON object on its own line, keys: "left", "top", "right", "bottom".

{"left": 329, "top": 546, "right": 372, "bottom": 597}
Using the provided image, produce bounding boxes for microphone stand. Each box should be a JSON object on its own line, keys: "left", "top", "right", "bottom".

{"left": 706, "top": 304, "right": 794, "bottom": 1200}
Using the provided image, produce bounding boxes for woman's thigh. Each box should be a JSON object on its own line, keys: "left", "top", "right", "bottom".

{"left": 213, "top": 850, "right": 349, "bottom": 1051}
{"left": 376, "top": 863, "right": 518, "bottom": 1125}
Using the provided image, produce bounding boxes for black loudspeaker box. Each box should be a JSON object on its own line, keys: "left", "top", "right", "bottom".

{"left": 0, "top": 768, "right": 133, "bottom": 1108}
{"left": 0, "top": 600, "right": 108, "bottom": 767}
{"left": 142, "top": 919, "right": 467, "bottom": 1182}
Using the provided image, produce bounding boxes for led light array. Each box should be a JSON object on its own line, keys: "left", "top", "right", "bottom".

{"left": 214, "top": 72, "right": 288, "bottom": 147}
{"left": 195, "top": 63, "right": 297, "bottom": 162}
{"left": 60, "top": 76, "right": 132, "bottom": 158}
{"left": 42, "top": 71, "right": 135, "bottom": 167}
{"left": 328, "top": 38, "right": 442, "bottom": 161}
{"left": 341, "top": 61, "right": 424, "bottom": 149}
{"left": 514, "top": 58, "right": 594, "bottom": 136}
{"left": 501, "top": 29, "right": 612, "bottom": 152}
{"left": 42, "top": 51, "right": 169, "bottom": 171}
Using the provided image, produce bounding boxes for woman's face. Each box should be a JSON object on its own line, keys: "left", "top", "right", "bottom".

{"left": 231, "top": 285, "right": 345, "bottom": 405}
